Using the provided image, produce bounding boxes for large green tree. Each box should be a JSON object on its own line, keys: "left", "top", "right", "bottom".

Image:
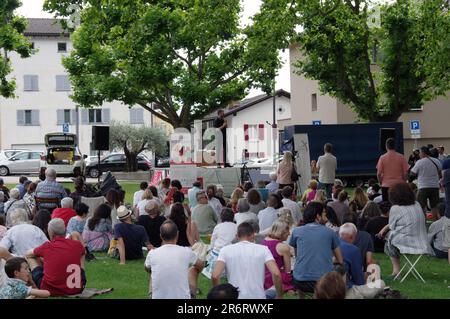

{"left": 44, "top": 0, "right": 283, "bottom": 128}
{"left": 109, "top": 121, "right": 167, "bottom": 172}
{"left": 256, "top": 0, "right": 450, "bottom": 122}
{"left": 0, "top": 0, "right": 32, "bottom": 98}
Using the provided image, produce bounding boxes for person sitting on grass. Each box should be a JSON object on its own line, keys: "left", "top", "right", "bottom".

{"left": 0, "top": 215, "right": 6, "bottom": 241}
{"left": 114, "top": 206, "right": 153, "bottom": 265}
{"left": 266, "top": 172, "right": 279, "bottom": 195}
{"left": 357, "top": 201, "right": 382, "bottom": 231}
{"left": 66, "top": 203, "right": 89, "bottom": 237}
{"left": 281, "top": 186, "right": 302, "bottom": 224}
{"left": 229, "top": 188, "right": 244, "bottom": 214}
{"left": 133, "top": 181, "right": 148, "bottom": 209}
{"left": 261, "top": 220, "right": 294, "bottom": 293}
{"left": 0, "top": 257, "right": 50, "bottom": 299}
{"left": 256, "top": 181, "right": 269, "bottom": 203}
{"left": 212, "top": 222, "right": 283, "bottom": 299}
{"left": 258, "top": 194, "right": 280, "bottom": 232}
{"left": 138, "top": 201, "right": 166, "bottom": 248}
{"left": 191, "top": 191, "right": 218, "bottom": 235}
{"left": 4, "top": 188, "right": 31, "bottom": 227}
{"left": 136, "top": 189, "right": 154, "bottom": 218}
{"left": 313, "top": 271, "right": 346, "bottom": 300}
{"left": 428, "top": 203, "right": 448, "bottom": 259}
{"left": 289, "top": 202, "right": 343, "bottom": 298}
{"left": 0, "top": 209, "right": 48, "bottom": 257}
{"left": 169, "top": 203, "right": 199, "bottom": 247}
{"left": 32, "top": 209, "right": 51, "bottom": 240}
{"left": 365, "top": 201, "right": 390, "bottom": 253}
{"left": 233, "top": 198, "right": 258, "bottom": 227}
{"left": 144, "top": 220, "right": 204, "bottom": 299}
{"left": 51, "top": 197, "right": 76, "bottom": 227}
{"left": 26, "top": 218, "right": 86, "bottom": 296}
{"left": 301, "top": 180, "right": 318, "bottom": 205}
{"left": 82, "top": 204, "right": 113, "bottom": 252}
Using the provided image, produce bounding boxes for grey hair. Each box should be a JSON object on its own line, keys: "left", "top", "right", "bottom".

{"left": 61, "top": 197, "right": 73, "bottom": 208}
{"left": 45, "top": 168, "right": 57, "bottom": 180}
{"left": 339, "top": 223, "right": 357, "bottom": 236}
{"left": 269, "top": 172, "right": 277, "bottom": 181}
{"left": 10, "top": 209, "right": 30, "bottom": 226}
{"left": 237, "top": 198, "right": 250, "bottom": 213}
{"left": 48, "top": 218, "right": 66, "bottom": 236}
{"left": 9, "top": 188, "right": 20, "bottom": 200}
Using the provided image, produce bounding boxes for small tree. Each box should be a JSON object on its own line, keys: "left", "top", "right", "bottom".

{"left": 109, "top": 121, "right": 167, "bottom": 172}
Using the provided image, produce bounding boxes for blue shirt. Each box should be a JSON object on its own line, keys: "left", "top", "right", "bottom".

{"left": 16, "top": 184, "right": 26, "bottom": 199}
{"left": 0, "top": 278, "right": 30, "bottom": 299}
{"left": 340, "top": 239, "right": 365, "bottom": 288}
{"left": 289, "top": 222, "right": 340, "bottom": 281}
{"left": 114, "top": 222, "right": 149, "bottom": 260}
{"left": 257, "top": 188, "right": 269, "bottom": 202}
{"left": 266, "top": 181, "right": 279, "bottom": 194}
{"left": 35, "top": 180, "right": 66, "bottom": 209}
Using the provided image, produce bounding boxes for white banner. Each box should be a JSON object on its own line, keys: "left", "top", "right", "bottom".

{"left": 293, "top": 133, "right": 311, "bottom": 195}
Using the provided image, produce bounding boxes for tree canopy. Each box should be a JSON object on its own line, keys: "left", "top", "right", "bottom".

{"left": 109, "top": 121, "right": 167, "bottom": 172}
{"left": 256, "top": 0, "right": 450, "bottom": 122}
{"left": 0, "top": 0, "right": 32, "bottom": 98}
{"left": 44, "top": 0, "right": 284, "bottom": 128}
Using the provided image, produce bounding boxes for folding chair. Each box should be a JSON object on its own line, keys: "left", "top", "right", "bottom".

{"left": 394, "top": 254, "right": 426, "bottom": 283}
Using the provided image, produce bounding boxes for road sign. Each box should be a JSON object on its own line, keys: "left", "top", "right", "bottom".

{"left": 312, "top": 120, "right": 322, "bottom": 125}
{"left": 410, "top": 120, "right": 420, "bottom": 134}
{"left": 62, "top": 123, "right": 69, "bottom": 133}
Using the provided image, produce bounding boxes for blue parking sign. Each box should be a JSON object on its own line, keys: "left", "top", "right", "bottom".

{"left": 410, "top": 121, "right": 420, "bottom": 131}
{"left": 62, "top": 123, "right": 69, "bottom": 133}
{"left": 312, "top": 120, "right": 322, "bottom": 125}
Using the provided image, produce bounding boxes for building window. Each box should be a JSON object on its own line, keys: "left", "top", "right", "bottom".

{"left": 88, "top": 109, "right": 102, "bottom": 123}
{"left": 58, "top": 42, "right": 67, "bottom": 52}
{"left": 57, "top": 109, "right": 77, "bottom": 125}
{"left": 248, "top": 125, "right": 258, "bottom": 140}
{"left": 23, "top": 75, "right": 39, "bottom": 91}
{"left": 17, "top": 110, "right": 39, "bottom": 126}
{"left": 130, "top": 108, "right": 144, "bottom": 124}
{"left": 56, "top": 75, "right": 71, "bottom": 91}
{"left": 311, "top": 93, "right": 318, "bottom": 111}
{"left": 64, "top": 110, "right": 71, "bottom": 123}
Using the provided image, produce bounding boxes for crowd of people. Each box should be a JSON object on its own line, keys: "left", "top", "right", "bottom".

{"left": 0, "top": 139, "right": 449, "bottom": 300}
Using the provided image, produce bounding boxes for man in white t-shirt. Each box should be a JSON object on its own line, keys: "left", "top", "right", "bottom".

{"left": 212, "top": 222, "right": 283, "bottom": 299}
{"left": 145, "top": 221, "right": 204, "bottom": 299}
{"left": 410, "top": 146, "right": 442, "bottom": 213}
{"left": 281, "top": 186, "right": 302, "bottom": 223}
{"left": 316, "top": 143, "right": 337, "bottom": 199}
{"left": 133, "top": 182, "right": 148, "bottom": 208}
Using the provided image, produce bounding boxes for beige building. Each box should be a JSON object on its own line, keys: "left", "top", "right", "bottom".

{"left": 288, "top": 44, "right": 450, "bottom": 155}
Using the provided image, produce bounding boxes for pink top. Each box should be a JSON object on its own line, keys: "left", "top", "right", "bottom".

{"left": 276, "top": 162, "right": 293, "bottom": 185}
{"left": 376, "top": 150, "right": 409, "bottom": 188}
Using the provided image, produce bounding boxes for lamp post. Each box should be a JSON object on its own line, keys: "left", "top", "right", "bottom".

{"left": 272, "top": 82, "right": 277, "bottom": 165}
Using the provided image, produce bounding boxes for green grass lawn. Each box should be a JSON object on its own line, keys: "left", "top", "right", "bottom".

{"left": 82, "top": 252, "right": 449, "bottom": 299}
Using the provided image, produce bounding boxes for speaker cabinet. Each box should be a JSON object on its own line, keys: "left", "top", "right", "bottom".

{"left": 92, "top": 126, "right": 110, "bottom": 151}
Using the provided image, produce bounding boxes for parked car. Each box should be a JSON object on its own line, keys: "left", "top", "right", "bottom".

{"left": 0, "top": 150, "right": 44, "bottom": 176}
{"left": 155, "top": 156, "right": 170, "bottom": 168}
{"left": 85, "top": 153, "right": 152, "bottom": 178}
{"left": 39, "top": 133, "right": 86, "bottom": 177}
{"left": 0, "top": 149, "right": 31, "bottom": 161}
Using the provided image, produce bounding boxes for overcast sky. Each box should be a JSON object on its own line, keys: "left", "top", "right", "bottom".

{"left": 17, "top": 0, "right": 291, "bottom": 97}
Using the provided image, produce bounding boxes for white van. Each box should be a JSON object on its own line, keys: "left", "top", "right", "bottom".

{"left": 40, "top": 133, "right": 86, "bottom": 177}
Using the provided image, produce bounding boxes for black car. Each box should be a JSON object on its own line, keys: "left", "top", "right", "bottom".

{"left": 86, "top": 153, "right": 152, "bottom": 178}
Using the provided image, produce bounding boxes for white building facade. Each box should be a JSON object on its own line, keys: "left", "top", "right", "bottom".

{"left": 0, "top": 19, "right": 162, "bottom": 156}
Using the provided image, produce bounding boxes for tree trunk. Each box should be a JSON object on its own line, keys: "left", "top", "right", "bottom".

{"left": 123, "top": 148, "right": 138, "bottom": 172}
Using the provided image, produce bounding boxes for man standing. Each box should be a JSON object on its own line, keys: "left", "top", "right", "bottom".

{"left": 213, "top": 109, "right": 229, "bottom": 167}
{"left": 145, "top": 221, "right": 204, "bottom": 299}
{"left": 316, "top": 143, "right": 337, "bottom": 199}
{"left": 289, "top": 202, "right": 343, "bottom": 297}
{"left": 376, "top": 138, "right": 409, "bottom": 201}
{"left": 410, "top": 146, "right": 442, "bottom": 213}
{"left": 212, "top": 222, "right": 283, "bottom": 299}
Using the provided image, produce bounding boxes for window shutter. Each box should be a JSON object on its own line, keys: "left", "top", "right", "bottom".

{"left": 56, "top": 109, "right": 64, "bottom": 125}
{"left": 136, "top": 108, "right": 144, "bottom": 124}
{"left": 31, "top": 75, "right": 39, "bottom": 91}
{"left": 102, "top": 108, "right": 111, "bottom": 124}
{"left": 70, "top": 109, "right": 77, "bottom": 125}
{"left": 23, "top": 76, "right": 32, "bottom": 91}
{"left": 129, "top": 108, "right": 136, "bottom": 124}
{"left": 81, "top": 109, "right": 89, "bottom": 124}
{"left": 31, "top": 110, "right": 40, "bottom": 126}
{"left": 56, "top": 75, "right": 70, "bottom": 91}
{"left": 17, "top": 110, "right": 25, "bottom": 126}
